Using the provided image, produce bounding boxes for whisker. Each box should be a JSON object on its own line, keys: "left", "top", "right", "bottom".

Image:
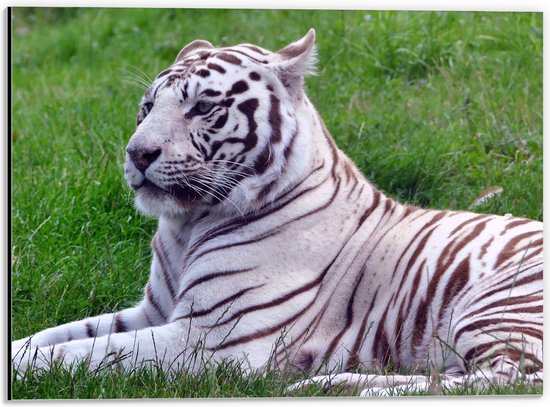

{"left": 118, "top": 68, "right": 153, "bottom": 90}
{"left": 119, "top": 66, "right": 153, "bottom": 85}
{"left": 118, "top": 72, "right": 151, "bottom": 88}
{"left": 119, "top": 77, "right": 150, "bottom": 91}
{"left": 172, "top": 174, "right": 212, "bottom": 205}
{"left": 207, "top": 164, "right": 250, "bottom": 178}
{"left": 125, "top": 64, "right": 154, "bottom": 84}
{"left": 187, "top": 174, "right": 247, "bottom": 218}
{"left": 167, "top": 165, "right": 253, "bottom": 217}
{"left": 195, "top": 170, "right": 249, "bottom": 200}
{"left": 210, "top": 159, "right": 257, "bottom": 173}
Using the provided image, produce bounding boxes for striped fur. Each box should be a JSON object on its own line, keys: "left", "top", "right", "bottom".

{"left": 12, "top": 29, "right": 542, "bottom": 394}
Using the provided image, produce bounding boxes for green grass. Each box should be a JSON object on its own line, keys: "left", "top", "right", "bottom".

{"left": 11, "top": 8, "right": 542, "bottom": 399}
{"left": 10, "top": 360, "right": 544, "bottom": 398}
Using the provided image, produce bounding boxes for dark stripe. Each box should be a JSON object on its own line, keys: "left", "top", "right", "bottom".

{"left": 286, "top": 178, "right": 341, "bottom": 224}
{"left": 211, "top": 296, "right": 316, "bottom": 351}
{"left": 500, "top": 218, "right": 533, "bottom": 235}
{"left": 223, "top": 48, "right": 267, "bottom": 64}
{"left": 320, "top": 120, "right": 339, "bottom": 178}
{"left": 156, "top": 68, "right": 172, "bottom": 79}
{"left": 447, "top": 214, "right": 490, "bottom": 237}
{"left": 481, "top": 325, "right": 543, "bottom": 340}
{"left": 221, "top": 97, "right": 235, "bottom": 107}
{"left": 215, "top": 52, "right": 243, "bottom": 66}
{"left": 196, "top": 69, "right": 210, "bottom": 77}
{"left": 478, "top": 236, "right": 495, "bottom": 260}
{"left": 402, "top": 205, "right": 417, "bottom": 218}
{"left": 217, "top": 261, "right": 330, "bottom": 327}
{"left": 253, "top": 143, "right": 273, "bottom": 174}
{"left": 455, "top": 293, "right": 543, "bottom": 341}
{"left": 412, "top": 297, "right": 429, "bottom": 354}
{"left": 394, "top": 297, "right": 409, "bottom": 360}
{"left": 207, "top": 62, "right": 226, "bottom": 73}
{"left": 346, "top": 288, "right": 378, "bottom": 370}
{"left": 392, "top": 211, "right": 447, "bottom": 280}
{"left": 53, "top": 346, "right": 66, "bottom": 362}
{"left": 463, "top": 342, "right": 494, "bottom": 364}
{"left": 357, "top": 189, "right": 381, "bottom": 226}
{"left": 249, "top": 71, "right": 261, "bottom": 81}
{"left": 437, "top": 255, "right": 470, "bottom": 324}
{"left": 269, "top": 94, "right": 282, "bottom": 143}
{"left": 464, "top": 340, "right": 542, "bottom": 369}
{"left": 256, "top": 179, "right": 278, "bottom": 202}
{"left": 152, "top": 235, "right": 177, "bottom": 300}
{"left": 146, "top": 283, "right": 167, "bottom": 321}
{"left": 407, "top": 259, "right": 426, "bottom": 311}
{"left": 436, "top": 220, "right": 489, "bottom": 280}
{"left": 518, "top": 245, "right": 543, "bottom": 265}
{"left": 237, "top": 98, "right": 259, "bottom": 152}
{"left": 324, "top": 271, "right": 365, "bottom": 359}
{"left": 142, "top": 309, "right": 155, "bottom": 326}
{"left": 283, "top": 127, "right": 298, "bottom": 160}
{"left": 85, "top": 322, "right": 95, "bottom": 338}
{"left": 178, "top": 268, "right": 255, "bottom": 300}
{"left": 393, "top": 226, "right": 436, "bottom": 282}
{"left": 226, "top": 80, "right": 249, "bottom": 97}
{"left": 496, "top": 238, "right": 543, "bottom": 271}
{"left": 346, "top": 176, "right": 360, "bottom": 200}
{"left": 471, "top": 270, "right": 543, "bottom": 307}
{"left": 202, "top": 89, "right": 222, "bottom": 97}
{"left": 197, "top": 50, "right": 211, "bottom": 60}
{"left": 494, "top": 231, "right": 541, "bottom": 269}
{"left": 176, "top": 285, "right": 262, "bottom": 319}
{"left": 212, "top": 113, "right": 228, "bottom": 129}
{"left": 372, "top": 307, "right": 393, "bottom": 366}
{"left": 481, "top": 305, "right": 542, "bottom": 318}
{"left": 114, "top": 313, "right": 127, "bottom": 333}
{"left": 241, "top": 45, "right": 270, "bottom": 55}
{"left": 272, "top": 237, "right": 361, "bottom": 365}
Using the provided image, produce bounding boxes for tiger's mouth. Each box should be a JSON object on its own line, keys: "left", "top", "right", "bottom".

{"left": 133, "top": 178, "right": 203, "bottom": 204}
{"left": 131, "top": 178, "right": 155, "bottom": 191}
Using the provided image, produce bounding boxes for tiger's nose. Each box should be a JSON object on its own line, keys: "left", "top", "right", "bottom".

{"left": 127, "top": 146, "right": 162, "bottom": 173}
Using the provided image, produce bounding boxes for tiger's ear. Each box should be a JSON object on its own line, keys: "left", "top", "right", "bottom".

{"left": 176, "top": 39, "right": 214, "bottom": 62}
{"left": 272, "top": 29, "right": 317, "bottom": 91}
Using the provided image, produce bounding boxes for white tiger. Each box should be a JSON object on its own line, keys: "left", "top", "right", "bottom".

{"left": 12, "top": 29, "right": 543, "bottom": 396}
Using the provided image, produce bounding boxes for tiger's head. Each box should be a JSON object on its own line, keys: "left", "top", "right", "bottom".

{"left": 124, "top": 29, "right": 317, "bottom": 218}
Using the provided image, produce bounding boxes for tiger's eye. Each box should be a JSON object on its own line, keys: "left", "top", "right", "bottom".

{"left": 197, "top": 101, "right": 214, "bottom": 114}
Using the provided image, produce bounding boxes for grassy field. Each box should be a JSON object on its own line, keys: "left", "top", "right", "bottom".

{"left": 10, "top": 8, "right": 543, "bottom": 399}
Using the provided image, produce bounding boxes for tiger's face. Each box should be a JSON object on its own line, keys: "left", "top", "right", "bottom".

{"left": 124, "top": 31, "right": 316, "bottom": 218}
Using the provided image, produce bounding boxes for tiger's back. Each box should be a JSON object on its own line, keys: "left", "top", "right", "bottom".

{"left": 296, "top": 204, "right": 543, "bottom": 375}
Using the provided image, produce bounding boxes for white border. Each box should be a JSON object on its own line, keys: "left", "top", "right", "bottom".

{"left": 2, "top": 1, "right": 548, "bottom": 405}
{"left": 1, "top": 0, "right": 548, "bottom": 11}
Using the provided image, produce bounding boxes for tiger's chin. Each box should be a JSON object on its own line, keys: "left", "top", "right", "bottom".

{"left": 133, "top": 182, "right": 203, "bottom": 219}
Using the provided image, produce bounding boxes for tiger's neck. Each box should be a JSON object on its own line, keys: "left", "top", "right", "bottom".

{"left": 238, "top": 95, "right": 388, "bottom": 213}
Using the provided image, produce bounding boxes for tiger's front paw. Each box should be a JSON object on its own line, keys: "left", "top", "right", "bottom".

{"left": 11, "top": 341, "right": 82, "bottom": 377}
{"left": 11, "top": 340, "right": 48, "bottom": 377}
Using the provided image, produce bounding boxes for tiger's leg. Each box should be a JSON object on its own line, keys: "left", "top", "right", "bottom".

{"left": 287, "top": 372, "right": 446, "bottom": 395}
{"left": 288, "top": 368, "right": 543, "bottom": 397}
{"left": 12, "top": 299, "right": 165, "bottom": 361}
{"left": 12, "top": 321, "right": 199, "bottom": 376}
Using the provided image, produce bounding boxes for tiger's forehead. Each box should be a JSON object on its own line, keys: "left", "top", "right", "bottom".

{"left": 148, "top": 44, "right": 273, "bottom": 100}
